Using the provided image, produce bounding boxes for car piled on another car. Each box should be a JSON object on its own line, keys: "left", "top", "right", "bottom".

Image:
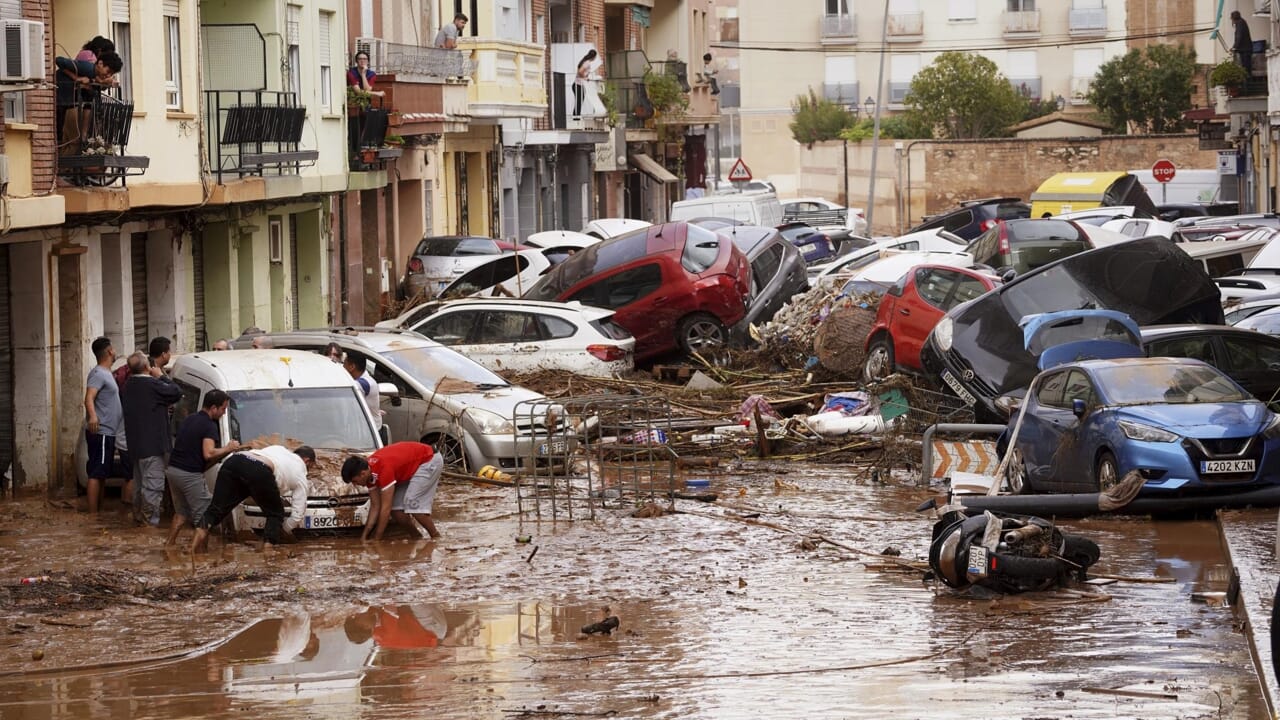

{"left": 401, "top": 236, "right": 526, "bottom": 300}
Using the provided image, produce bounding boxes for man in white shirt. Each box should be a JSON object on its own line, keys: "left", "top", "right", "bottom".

{"left": 343, "top": 354, "right": 383, "bottom": 431}
{"left": 191, "top": 445, "right": 315, "bottom": 552}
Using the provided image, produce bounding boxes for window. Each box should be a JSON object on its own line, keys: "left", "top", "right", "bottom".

{"left": 916, "top": 269, "right": 958, "bottom": 308}
{"left": 1223, "top": 336, "right": 1280, "bottom": 373}
{"left": 825, "top": 0, "right": 849, "bottom": 14}
{"left": 750, "top": 245, "right": 785, "bottom": 296}
{"left": 419, "top": 311, "right": 480, "bottom": 345}
{"left": 948, "top": 0, "right": 976, "bottom": 20}
{"left": 112, "top": 21, "right": 133, "bottom": 103}
{"left": 318, "top": 11, "right": 333, "bottom": 112}
{"left": 952, "top": 276, "right": 989, "bottom": 307}
{"left": 1062, "top": 370, "right": 1095, "bottom": 407}
{"left": 476, "top": 312, "right": 541, "bottom": 343}
{"left": 1036, "top": 371, "right": 1068, "bottom": 407}
{"left": 568, "top": 264, "right": 663, "bottom": 310}
{"left": 541, "top": 315, "right": 577, "bottom": 339}
{"left": 1148, "top": 336, "right": 1217, "bottom": 365}
{"left": 2, "top": 91, "right": 21, "bottom": 123}
{"left": 965, "top": 227, "right": 1002, "bottom": 266}
{"left": 287, "top": 5, "right": 302, "bottom": 97}
{"left": 1008, "top": 0, "right": 1035, "bottom": 9}
{"left": 172, "top": 381, "right": 203, "bottom": 434}
{"left": 163, "top": 12, "right": 182, "bottom": 109}
{"left": 682, "top": 225, "right": 722, "bottom": 273}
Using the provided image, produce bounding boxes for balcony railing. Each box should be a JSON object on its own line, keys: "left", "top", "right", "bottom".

{"left": 459, "top": 38, "right": 546, "bottom": 117}
{"left": 823, "top": 81, "right": 860, "bottom": 105}
{"left": 1009, "top": 76, "right": 1042, "bottom": 99}
{"left": 349, "top": 94, "right": 402, "bottom": 171}
{"left": 1068, "top": 6, "right": 1107, "bottom": 36}
{"left": 887, "top": 12, "right": 923, "bottom": 39}
{"left": 1003, "top": 10, "right": 1040, "bottom": 36}
{"left": 821, "top": 13, "right": 856, "bottom": 39}
{"left": 606, "top": 50, "right": 654, "bottom": 130}
{"left": 57, "top": 87, "right": 149, "bottom": 186}
{"left": 358, "top": 38, "right": 469, "bottom": 80}
{"left": 203, "top": 90, "right": 318, "bottom": 181}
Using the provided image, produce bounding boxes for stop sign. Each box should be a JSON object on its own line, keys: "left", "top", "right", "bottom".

{"left": 1152, "top": 159, "right": 1177, "bottom": 184}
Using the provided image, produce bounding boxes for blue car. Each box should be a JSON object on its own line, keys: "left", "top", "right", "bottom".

{"left": 1007, "top": 357, "right": 1280, "bottom": 494}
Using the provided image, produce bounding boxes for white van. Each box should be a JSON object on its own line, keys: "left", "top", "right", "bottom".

{"left": 670, "top": 193, "right": 784, "bottom": 227}
{"left": 1128, "top": 168, "right": 1225, "bottom": 205}
{"left": 169, "top": 350, "right": 382, "bottom": 533}
{"left": 1177, "top": 238, "right": 1270, "bottom": 278}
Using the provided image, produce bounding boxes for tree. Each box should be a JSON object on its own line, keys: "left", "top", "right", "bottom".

{"left": 1087, "top": 44, "right": 1195, "bottom": 134}
{"left": 789, "top": 89, "right": 856, "bottom": 148}
{"left": 903, "top": 52, "right": 1026, "bottom": 139}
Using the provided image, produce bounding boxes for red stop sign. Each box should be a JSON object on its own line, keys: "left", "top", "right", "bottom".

{"left": 1152, "top": 159, "right": 1177, "bottom": 184}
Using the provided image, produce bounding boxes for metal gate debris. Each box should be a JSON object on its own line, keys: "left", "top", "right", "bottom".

{"left": 514, "top": 395, "right": 678, "bottom": 521}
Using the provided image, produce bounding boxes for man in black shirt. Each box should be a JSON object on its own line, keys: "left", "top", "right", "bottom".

{"left": 165, "top": 390, "right": 240, "bottom": 545}
{"left": 121, "top": 352, "right": 181, "bottom": 526}
{"left": 1233, "top": 11, "right": 1254, "bottom": 74}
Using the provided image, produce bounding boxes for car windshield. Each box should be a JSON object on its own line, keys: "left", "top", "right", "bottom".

{"left": 228, "top": 388, "right": 377, "bottom": 450}
{"left": 523, "top": 227, "right": 650, "bottom": 300}
{"left": 414, "top": 236, "right": 497, "bottom": 257}
{"left": 1094, "top": 363, "right": 1249, "bottom": 405}
{"left": 380, "top": 347, "right": 510, "bottom": 391}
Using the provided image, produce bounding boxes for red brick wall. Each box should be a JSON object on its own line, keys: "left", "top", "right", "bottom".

{"left": 25, "top": 0, "right": 55, "bottom": 194}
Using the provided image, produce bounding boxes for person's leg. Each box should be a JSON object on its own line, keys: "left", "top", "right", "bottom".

{"left": 241, "top": 461, "right": 285, "bottom": 546}
{"left": 573, "top": 84, "right": 584, "bottom": 116}
{"left": 137, "top": 456, "right": 167, "bottom": 526}
{"left": 165, "top": 467, "right": 190, "bottom": 546}
{"left": 403, "top": 455, "right": 443, "bottom": 539}
{"left": 115, "top": 447, "right": 134, "bottom": 511}
{"left": 192, "top": 456, "right": 251, "bottom": 553}
{"left": 85, "top": 431, "right": 109, "bottom": 515}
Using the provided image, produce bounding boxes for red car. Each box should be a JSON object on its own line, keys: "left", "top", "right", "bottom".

{"left": 863, "top": 264, "right": 999, "bottom": 381}
{"left": 523, "top": 222, "right": 751, "bottom": 361}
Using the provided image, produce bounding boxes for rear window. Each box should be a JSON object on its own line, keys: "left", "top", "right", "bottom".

{"left": 591, "top": 318, "right": 633, "bottom": 340}
{"left": 414, "top": 237, "right": 498, "bottom": 257}
{"left": 682, "top": 224, "right": 723, "bottom": 273}
{"left": 1027, "top": 315, "right": 1139, "bottom": 355}
{"left": 996, "top": 203, "right": 1030, "bottom": 221}
{"left": 1006, "top": 219, "right": 1082, "bottom": 244}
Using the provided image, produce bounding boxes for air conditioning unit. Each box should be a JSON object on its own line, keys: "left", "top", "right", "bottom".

{"left": 354, "top": 37, "right": 387, "bottom": 71}
{"left": 0, "top": 20, "right": 43, "bottom": 83}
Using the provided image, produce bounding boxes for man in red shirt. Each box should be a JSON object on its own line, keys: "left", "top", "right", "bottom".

{"left": 341, "top": 441, "right": 443, "bottom": 540}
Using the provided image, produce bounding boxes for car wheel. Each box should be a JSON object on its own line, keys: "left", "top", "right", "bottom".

{"left": 1005, "top": 447, "right": 1032, "bottom": 495}
{"left": 863, "top": 335, "right": 895, "bottom": 383}
{"left": 424, "top": 433, "right": 467, "bottom": 472}
{"left": 1095, "top": 450, "right": 1119, "bottom": 493}
{"left": 677, "top": 313, "right": 727, "bottom": 356}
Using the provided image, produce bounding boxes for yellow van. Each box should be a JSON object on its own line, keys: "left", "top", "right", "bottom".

{"left": 1029, "top": 172, "right": 1157, "bottom": 218}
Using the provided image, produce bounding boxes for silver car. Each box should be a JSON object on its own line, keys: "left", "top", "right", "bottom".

{"left": 256, "top": 329, "right": 566, "bottom": 472}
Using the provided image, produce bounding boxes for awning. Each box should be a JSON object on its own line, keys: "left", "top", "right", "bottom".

{"left": 629, "top": 153, "right": 678, "bottom": 184}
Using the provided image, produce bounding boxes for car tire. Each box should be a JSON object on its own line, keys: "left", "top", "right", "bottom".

{"left": 424, "top": 433, "right": 467, "bottom": 472}
{"left": 677, "top": 313, "right": 728, "bottom": 356}
{"left": 1005, "top": 447, "right": 1032, "bottom": 495}
{"left": 863, "top": 335, "right": 895, "bottom": 383}
{"left": 1095, "top": 450, "right": 1120, "bottom": 493}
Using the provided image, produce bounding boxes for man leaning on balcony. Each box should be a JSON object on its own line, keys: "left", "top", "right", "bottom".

{"left": 435, "top": 13, "right": 468, "bottom": 49}
{"left": 54, "top": 51, "right": 123, "bottom": 152}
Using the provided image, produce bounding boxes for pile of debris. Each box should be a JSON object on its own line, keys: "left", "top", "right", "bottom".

{"left": 754, "top": 285, "right": 881, "bottom": 373}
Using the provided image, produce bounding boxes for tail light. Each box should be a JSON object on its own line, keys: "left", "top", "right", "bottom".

{"left": 996, "top": 221, "right": 1010, "bottom": 255}
{"left": 407, "top": 258, "right": 424, "bottom": 274}
{"left": 587, "top": 344, "right": 628, "bottom": 362}
{"left": 979, "top": 219, "right": 997, "bottom": 232}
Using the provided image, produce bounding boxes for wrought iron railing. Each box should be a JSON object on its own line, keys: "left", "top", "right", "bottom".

{"left": 203, "top": 89, "right": 317, "bottom": 181}
{"left": 606, "top": 51, "right": 655, "bottom": 130}
{"left": 57, "top": 86, "right": 149, "bottom": 186}
{"left": 373, "top": 41, "right": 469, "bottom": 78}
{"left": 349, "top": 94, "right": 400, "bottom": 170}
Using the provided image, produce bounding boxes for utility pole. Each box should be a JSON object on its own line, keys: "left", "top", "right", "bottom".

{"left": 865, "top": 0, "right": 890, "bottom": 236}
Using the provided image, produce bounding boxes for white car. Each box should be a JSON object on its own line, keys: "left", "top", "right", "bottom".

{"left": 1078, "top": 224, "right": 1138, "bottom": 248}
{"left": 1052, "top": 206, "right": 1139, "bottom": 226}
{"left": 438, "top": 248, "right": 553, "bottom": 298}
{"left": 1214, "top": 275, "right": 1280, "bottom": 303}
{"left": 391, "top": 299, "right": 635, "bottom": 378}
{"left": 402, "top": 236, "right": 524, "bottom": 300}
{"left": 808, "top": 228, "right": 968, "bottom": 284}
{"left": 582, "top": 218, "right": 652, "bottom": 240}
{"left": 781, "top": 197, "right": 869, "bottom": 236}
{"left": 1225, "top": 294, "right": 1280, "bottom": 325}
{"left": 1100, "top": 217, "right": 1176, "bottom": 240}
{"left": 837, "top": 251, "right": 978, "bottom": 296}
{"left": 523, "top": 230, "right": 600, "bottom": 250}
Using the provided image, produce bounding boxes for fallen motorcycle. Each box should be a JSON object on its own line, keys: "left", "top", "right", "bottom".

{"left": 927, "top": 509, "right": 1101, "bottom": 594}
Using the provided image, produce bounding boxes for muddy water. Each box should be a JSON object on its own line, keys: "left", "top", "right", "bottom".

{"left": 0, "top": 464, "right": 1266, "bottom": 719}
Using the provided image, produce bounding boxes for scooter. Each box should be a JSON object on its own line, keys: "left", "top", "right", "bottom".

{"left": 927, "top": 509, "right": 1101, "bottom": 594}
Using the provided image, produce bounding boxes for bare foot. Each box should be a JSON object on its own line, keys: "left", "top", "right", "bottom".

{"left": 190, "top": 527, "right": 209, "bottom": 554}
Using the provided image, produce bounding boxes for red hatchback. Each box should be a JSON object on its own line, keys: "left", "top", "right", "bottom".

{"left": 863, "top": 264, "right": 999, "bottom": 381}
{"left": 523, "top": 222, "right": 751, "bottom": 361}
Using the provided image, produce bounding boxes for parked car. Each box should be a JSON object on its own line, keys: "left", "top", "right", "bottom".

{"left": 907, "top": 197, "right": 1030, "bottom": 240}
{"left": 1214, "top": 275, "right": 1280, "bottom": 303}
{"left": 808, "top": 228, "right": 969, "bottom": 283}
{"left": 863, "top": 265, "right": 1000, "bottom": 382}
{"left": 393, "top": 298, "right": 636, "bottom": 378}
{"left": 1140, "top": 324, "right": 1280, "bottom": 410}
{"left": 721, "top": 225, "right": 808, "bottom": 336}
{"left": 256, "top": 329, "right": 566, "bottom": 472}
{"left": 436, "top": 248, "right": 555, "bottom": 299}
{"left": 401, "top": 236, "right": 525, "bottom": 300}
{"left": 837, "top": 252, "right": 978, "bottom": 297}
{"left": 1052, "top": 206, "right": 1139, "bottom": 226}
{"left": 780, "top": 197, "right": 868, "bottom": 236}
{"left": 1005, "top": 357, "right": 1280, "bottom": 495}
{"left": 1100, "top": 217, "right": 1176, "bottom": 239}
{"left": 688, "top": 217, "right": 746, "bottom": 232}
{"left": 777, "top": 222, "right": 836, "bottom": 264}
{"left": 1226, "top": 296, "right": 1280, "bottom": 325}
{"left": 582, "top": 218, "right": 651, "bottom": 240}
{"left": 964, "top": 218, "right": 1092, "bottom": 277}
{"left": 522, "top": 230, "right": 599, "bottom": 250}
{"left": 523, "top": 222, "right": 752, "bottom": 361}
{"left": 670, "top": 193, "right": 784, "bottom": 227}
{"left": 920, "top": 236, "right": 1225, "bottom": 421}
{"left": 1235, "top": 307, "right": 1280, "bottom": 338}
{"left": 713, "top": 179, "right": 777, "bottom": 195}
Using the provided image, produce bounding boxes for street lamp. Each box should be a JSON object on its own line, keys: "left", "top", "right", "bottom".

{"left": 864, "top": 96, "right": 876, "bottom": 118}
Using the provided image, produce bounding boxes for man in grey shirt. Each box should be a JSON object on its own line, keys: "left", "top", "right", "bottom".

{"left": 121, "top": 349, "right": 181, "bottom": 526}
{"left": 435, "top": 13, "right": 468, "bottom": 49}
{"left": 84, "top": 336, "right": 130, "bottom": 514}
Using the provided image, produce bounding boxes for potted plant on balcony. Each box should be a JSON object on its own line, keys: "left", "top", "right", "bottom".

{"left": 347, "top": 86, "right": 374, "bottom": 113}
{"left": 384, "top": 134, "right": 405, "bottom": 147}
{"left": 1210, "top": 60, "right": 1248, "bottom": 97}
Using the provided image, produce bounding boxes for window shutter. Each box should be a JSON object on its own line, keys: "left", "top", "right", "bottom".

{"left": 287, "top": 5, "right": 302, "bottom": 45}
{"left": 0, "top": 0, "right": 21, "bottom": 20}
{"left": 162, "top": 0, "right": 178, "bottom": 16}
{"left": 318, "top": 12, "right": 331, "bottom": 64}
{"left": 110, "top": 0, "right": 130, "bottom": 23}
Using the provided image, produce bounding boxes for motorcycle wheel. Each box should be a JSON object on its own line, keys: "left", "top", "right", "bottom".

{"left": 987, "top": 553, "right": 1064, "bottom": 586}
{"left": 1060, "top": 534, "right": 1101, "bottom": 577}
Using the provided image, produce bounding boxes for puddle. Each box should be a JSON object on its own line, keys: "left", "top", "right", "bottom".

{"left": 0, "top": 465, "right": 1267, "bottom": 719}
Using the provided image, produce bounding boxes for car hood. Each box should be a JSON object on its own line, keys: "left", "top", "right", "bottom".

{"left": 446, "top": 385, "right": 549, "bottom": 416}
{"left": 308, "top": 449, "right": 372, "bottom": 499}
{"left": 1115, "top": 403, "right": 1272, "bottom": 437}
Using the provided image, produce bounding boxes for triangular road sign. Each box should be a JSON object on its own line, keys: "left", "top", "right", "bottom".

{"left": 727, "top": 158, "right": 752, "bottom": 182}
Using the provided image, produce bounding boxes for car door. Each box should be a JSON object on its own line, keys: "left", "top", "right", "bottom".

{"left": 470, "top": 310, "right": 545, "bottom": 373}
{"left": 750, "top": 243, "right": 785, "bottom": 315}
{"left": 1219, "top": 333, "right": 1280, "bottom": 409}
{"left": 415, "top": 310, "right": 482, "bottom": 348}
{"left": 895, "top": 268, "right": 956, "bottom": 367}
{"left": 1017, "top": 369, "right": 1069, "bottom": 492}
{"left": 367, "top": 355, "right": 426, "bottom": 444}
{"left": 1145, "top": 334, "right": 1223, "bottom": 374}
{"left": 567, "top": 263, "right": 666, "bottom": 354}
{"left": 1059, "top": 369, "right": 1101, "bottom": 492}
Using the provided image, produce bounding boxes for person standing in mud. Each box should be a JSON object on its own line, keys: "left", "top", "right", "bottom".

{"left": 83, "top": 336, "right": 130, "bottom": 514}
{"left": 190, "top": 445, "right": 315, "bottom": 553}
{"left": 121, "top": 351, "right": 181, "bottom": 526}
{"left": 340, "top": 441, "right": 443, "bottom": 541}
{"left": 164, "top": 390, "right": 240, "bottom": 546}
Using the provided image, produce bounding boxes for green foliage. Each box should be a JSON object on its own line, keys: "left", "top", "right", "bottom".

{"left": 1021, "top": 94, "right": 1063, "bottom": 124}
{"left": 789, "top": 89, "right": 856, "bottom": 148}
{"left": 644, "top": 68, "right": 689, "bottom": 119}
{"left": 903, "top": 52, "right": 1026, "bottom": 139}
{"left": 347, "top": 86, "right": 372, "bottom": 110}
{"left": 876, "top": 114, "right": 933, "bottom": 139}
{"left": 1209, "top": 59, "right": 1248, "bottom": 88}
{"left": 1087, "top": 44, "right": 1196, "bottom": 134}
{"left": 598, "top": 81, "right": 621, "bottom": 128}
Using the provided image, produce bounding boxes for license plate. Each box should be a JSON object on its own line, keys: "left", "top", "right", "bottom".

{"left": 538, "top": 440, "right": 567, "bottom": 455}
{"left": 941, "top": 370, "right": 978, "bottom": 407}
{"left": 967, "top": 546, "right": 989, "bottom": 577}
{"left": 1201, "top": 459, "right": 1256, "bottom": 474}
{"left": 303, "top": 515, "right": 343, "bottom": 529}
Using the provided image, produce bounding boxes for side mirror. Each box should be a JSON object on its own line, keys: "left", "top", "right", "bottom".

{"left": 1071, "top": 398, "right": 1087, "bottom": 418}
{"left": 999, "top": 268, "right": 1018, "bottom": 283}
{"left": 377, "top": 382, "right": 400, "bottom": 398}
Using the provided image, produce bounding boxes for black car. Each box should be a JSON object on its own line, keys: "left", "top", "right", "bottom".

{"left": 920, "top": 236, "right": 1224, "bottom": 420}
{"left": 908, "top": 198, "right": 1030, "bottom": 241}
{"left": 1141, "top": 324, "right": 1280, "bottom": 410}
{"left": 964, "top": 218, "right": 1091, "bottom": 277}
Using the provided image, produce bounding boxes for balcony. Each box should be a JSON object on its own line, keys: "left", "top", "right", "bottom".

{"left": 1009, "top": 76, "right": 1041, "bottom": 99}
{"left": 886, "top": 12, "right": 923, "bottom": 41}
{"left": 606, "top": 51, "right": 654, "bottom": 132}
{"left": 548, "top": 43, "right": 610, "bottom": 136}
{"left": 888, "top": 82, "right": 912, "bottom": 105}
{"left": 457, "top": 38, "right": 546, "bottom": 120}
{"left": 348, "top": 95, "right": 402, "bottom": 172}
{"left": 1003, "top": 10, "right": 1040, "bottom": 37}
{"left": 823, "top": 81, "right": 860, "bottom": 105}
{"left": 1070, "top": 76, "right": 1093, "bottom": 104}
{"left": 378, "top": 74, "right": 469, "bottom": 136}
{"left": 1068, "top": 6, "right": 1107, "bottom": 36}
{"left": 359, "top": 39, "right": 469, "bottom": 80}
{"left": 57, "top": 89, "right": 149, "bottom": 187}
{"left": 821, "top": 13, "right": 856, "bottom": 41}
{"left": 203, "top": 90, "right": 318, "bottom": 182}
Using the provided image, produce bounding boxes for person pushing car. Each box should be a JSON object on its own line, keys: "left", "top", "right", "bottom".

{"left": 190, "top": 444, "right": 315, "bottom": 553}
{"left": 341, "top": 441, "right": 443, "bottom": 541}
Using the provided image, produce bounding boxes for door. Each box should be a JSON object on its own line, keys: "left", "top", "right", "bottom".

{"left": 1058, "top": 369, "right": 1099, "bottom": 492}
{"left": 1018, "top": 369, "right": 1068, "bottom": 491}
{"left": 131, "top": 232, "right": 148, "bottom": 352}
{"left": 566, "top": 262, "right": 666, "bottom": 354}
{"left": 192, "top": 233, "right": 207, "bottom": 350}
{"left": 366, "top": 355, "right": 424, "bottom": 444}
{"left": 896, "top": 268, "right": 955, "bottom": 367}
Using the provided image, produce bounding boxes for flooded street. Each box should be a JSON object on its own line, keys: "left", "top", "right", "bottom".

{"left": 0, "top": 463, "right": 1265, "bottom": 719}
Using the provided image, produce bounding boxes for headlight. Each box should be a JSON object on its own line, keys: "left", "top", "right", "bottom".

{"left": 1119, "top": 420, "right": 1179, "bottom": 443}
{"left": 934, "top": 317, "right": 954, "bottom": 353}
{"left": 467, "top": 408, "right": 515, "bottom": 435}
{"left": 1264, "top": 414, "right": 1280, "bottom": 440}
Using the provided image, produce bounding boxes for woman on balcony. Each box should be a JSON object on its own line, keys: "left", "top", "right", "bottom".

{"left": 347, "top": 51, "right": 384, "bottom": 98}
{"left": 574, "top": 49, "right": 603, "bottom": 118}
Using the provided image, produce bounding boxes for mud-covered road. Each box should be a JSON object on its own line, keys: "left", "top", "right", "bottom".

{"left": 0, "top": 464, "right": 1264, "bottom": 719}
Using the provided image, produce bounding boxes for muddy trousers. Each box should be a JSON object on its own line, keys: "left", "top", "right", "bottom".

{"left": 196, "top": 454, "right": 285, "bottom": 544}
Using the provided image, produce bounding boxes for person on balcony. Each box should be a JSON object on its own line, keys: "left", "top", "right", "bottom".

{"left": 573, "top": 50, "right": 600, "bottom": 117}
{"left": 54, "top": 51, "right": 123, "bottom": 154}
{"left": 347, "top": 51, "right": 384, "bottom": 98}
{"left": 701, "top": 53, "right": 721, "bottom": 96}
{"left": 75, "top": 36, "right": 115, "bottom": 64}
{"left": 1232, "top": 11, "right": 1254, "bottom": 75}
{"left": 435, "top": 13, "right": 468, "bottom": 49}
